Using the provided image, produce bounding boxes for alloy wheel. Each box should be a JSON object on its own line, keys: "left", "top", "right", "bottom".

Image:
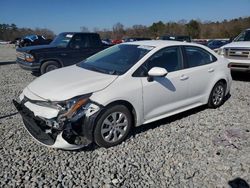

{"left": 101, "top": 112, "right": 128, "bottom": 143}
{"left": 212, "top": 85, "right": 224, "bottom": 105}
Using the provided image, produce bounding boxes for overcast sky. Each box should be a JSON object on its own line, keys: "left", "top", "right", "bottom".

{"left": 1, "top": 0, "right": 250, "bottom": 34}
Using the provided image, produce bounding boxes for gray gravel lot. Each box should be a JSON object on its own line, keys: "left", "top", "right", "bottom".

{"left": 0, "top": 62, "right": 250, "bottom": 186}
{"left": 0, "top": 45, "right": 16, "bottom": 63}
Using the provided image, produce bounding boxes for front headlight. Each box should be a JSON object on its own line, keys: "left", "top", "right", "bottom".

{"left": 27, "top": 94, "right": 91, "bottom": 118}
{"left": 25, "top": 53, "right": 35, "bottom": 62}
{"left": 61, "top": 94, "right": 92, "bottom": 119}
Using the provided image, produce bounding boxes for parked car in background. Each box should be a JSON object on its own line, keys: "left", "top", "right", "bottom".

{"left": 207, "top": 39, "right": 230, "bottom": 50}
{"left": 160, "top": 35, "right": 191, "bottom": 42}
{"left": 111, "top": 39, "right": 123, "bottom": 44}
{"left": 14, "top": 40, "right": 232, "bottom": 150}
{"left": 10, "top": 37, "right": 21, "bottom": 46}
{"left": 102, "top": 38, "right": 112, "bottom": 45}
{"left": 18, "top": 35, "right": 52, "bottom": 48}
{"left": 123, "top": 37, "right": 151, "bottom": 42}
{"left": 192, "top": 39, "right": 209, "bottom": 46}
{"left": 218, "top": 28, "right": 250, "bottom": 72}
{"left": 0, "top": 40, "right": 11, "bottom": 44}
{"left": 16, "top": 32, "right": 109, "bottom": 74}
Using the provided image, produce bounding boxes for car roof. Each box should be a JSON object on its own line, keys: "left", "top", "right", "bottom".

{"left": 60, "top": 32, "right": 99, "bottom": 35}
{"left": 126, "top": 40, "right": 202, "bottom": 48}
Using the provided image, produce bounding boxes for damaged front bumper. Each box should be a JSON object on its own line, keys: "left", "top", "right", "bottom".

{"left": 13, "top": 99, "right": 102, "bottom": 150}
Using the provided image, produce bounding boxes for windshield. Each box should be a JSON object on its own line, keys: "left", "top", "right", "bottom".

{"left": 234, "top": 30, "right": 250, "bottom": 42}
{"left": 51, "top": 33, "right": 73, "bottom": 47}
{"left": 24, "top": 35, "right": 38, "bottom": 42}
{"left": 77, "top": 44, "right": 153, "bottom": 75}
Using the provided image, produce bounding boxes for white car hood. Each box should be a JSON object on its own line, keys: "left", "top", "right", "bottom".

{"left": 27, "top": 65, "right": 118, "bottom": 101}
{"left": 222, "top": 41, "right": 250, "bottom": 48}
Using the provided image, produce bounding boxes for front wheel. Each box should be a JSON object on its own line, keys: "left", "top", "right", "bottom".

{"left": 208, "top": 81, "right": 226, "bottom": 108}
{"left": 40, "top": 61, "right": 60, "bottom": 75}
{"left": 94, "top": 105, "right": 132, "bottom": 148}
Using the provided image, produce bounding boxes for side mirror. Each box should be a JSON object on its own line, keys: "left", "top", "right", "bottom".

{"left": 147, "top": 67, "right": 168, "bottom": 82}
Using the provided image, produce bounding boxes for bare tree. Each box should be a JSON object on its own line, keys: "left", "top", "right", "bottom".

{"left": 112, "top": 22, "right": 125, "bottom": 39}
{"left": 80, "top": 26, "right": 89, "bottom": 32}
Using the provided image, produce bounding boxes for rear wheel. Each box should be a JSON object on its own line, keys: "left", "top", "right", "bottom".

{"left": 208, "top": 81, "right": 226, "bottom": 108}
{"left": 94, "top": 105, "right": 132, "bottom": 148}
{"left": 40, "top": 61, "right": 60, "bottom": 74}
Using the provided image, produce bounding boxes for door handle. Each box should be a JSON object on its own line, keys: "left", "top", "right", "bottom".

{"left": 208, "top": 68, "right": 214, "bottom": 73}
{"left": 180, "top": 75, "right": 189, "bottom": 81}
{"left": 61, "top": 53, "right": 67, "bottom": 56}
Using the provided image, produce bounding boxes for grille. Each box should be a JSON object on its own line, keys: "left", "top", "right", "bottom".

{"left": 16, "top": 52, "right": 25, "bottom": 60}
{"left": 225, "top": 48, "right": 250, "bottom": 58}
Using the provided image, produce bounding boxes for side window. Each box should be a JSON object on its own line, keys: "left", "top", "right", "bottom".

{"left": 146, "top": 47, "right": 182, "bottom": 72}
{"left": 245, "top": 31, "right": 250, "bottom": 41}
{"left": 69, "top": 34, "right": 90, "bottom": 49}
{"left": 89, "top": 35, "right": 102, "bottom": 47}
{"left": 184, "top": 46, "right": 216, "bottom": 68}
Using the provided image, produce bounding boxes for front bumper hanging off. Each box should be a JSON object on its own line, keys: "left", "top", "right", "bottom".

{"left": 13, "top": 99, "right": 101, "bottom": 150}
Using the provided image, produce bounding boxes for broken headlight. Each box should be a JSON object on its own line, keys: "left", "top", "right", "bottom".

{"left": 60, "top": 94, "right": 92, "bottom": 119}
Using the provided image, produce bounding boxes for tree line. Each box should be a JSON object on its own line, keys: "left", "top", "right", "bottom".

{"left": 1, "top": 16, "right": 250, "bottom": 41}
{"left": 93, "top": 16, "right": 250, "bottom": 40}
{"left": 0, "top": 24, "right": 55, "bottom": 41}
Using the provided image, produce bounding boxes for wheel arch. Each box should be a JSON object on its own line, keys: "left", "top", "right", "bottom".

{"left": 87, "top": 99, "right": 138, "bottom": 141}
{"left": 206, "top": 78, "right": 228, "bottom": 103}
{"left": 90, "top": 100, "right": 136, "bottom": 147}
{"left": 39, "top": 58, "right": 64, "bottom": 69}
{"left": 103, "top": 100, "right": 137, "bottom": 128}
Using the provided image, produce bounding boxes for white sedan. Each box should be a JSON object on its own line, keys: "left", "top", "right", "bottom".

{"left": 13, "top": 40, "right": 232, "bottom": 149}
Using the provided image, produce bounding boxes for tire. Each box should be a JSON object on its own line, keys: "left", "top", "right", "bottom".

{"left": 23, "top": 43, "right": 29, "bottom": 47}
{"left": 40, "top": 61, "right": 60, "bottom": 75}
{"left": 94, "top": 105, "right": 132, "bottom": 148}
{"left": 208, "top": 81, "right": 226, "bottom": 108}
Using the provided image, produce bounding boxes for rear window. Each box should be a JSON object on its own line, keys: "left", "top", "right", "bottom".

{"left": 184, "top": 46, "right": 217, "bottom": 68}
{"left": 89, "top": 34, "right": 102, "bottom": 47}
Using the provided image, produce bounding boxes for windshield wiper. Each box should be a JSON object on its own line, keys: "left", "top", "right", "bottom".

{"left": 90, "top": 66, "right": 109, "bottom": 74}
{"left": 109, "top": 70, "right": 119, "bottom": 75}
{"left": 78, "top": 63, "right": 119, "bottom": 75}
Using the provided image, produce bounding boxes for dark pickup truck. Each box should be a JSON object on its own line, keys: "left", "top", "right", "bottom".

{"left": 16, "top": 32, "right": 109, "bottom": 74}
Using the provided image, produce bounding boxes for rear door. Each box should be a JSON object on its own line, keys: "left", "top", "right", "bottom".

{"left": 182, "top": 46, "right": 218, "bottom": 104}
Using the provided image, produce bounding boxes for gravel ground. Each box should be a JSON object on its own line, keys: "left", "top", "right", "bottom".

{"left": 0, "top": 45, "right": 16, "bottom": 63}
{"left": 0, "top": 63, "right": 250, "bottom": 187}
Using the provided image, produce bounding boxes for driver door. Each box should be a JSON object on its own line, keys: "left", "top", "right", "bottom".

{"left": 140, "top": 46, "right": 190, "bottom": 122}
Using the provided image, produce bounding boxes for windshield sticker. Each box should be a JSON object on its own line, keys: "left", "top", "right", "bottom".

{"left": 137, "top": 45, "right": 154, "bottom": 50}
{"left": 66, "top": 34, "right": 73, "bottom": 38}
